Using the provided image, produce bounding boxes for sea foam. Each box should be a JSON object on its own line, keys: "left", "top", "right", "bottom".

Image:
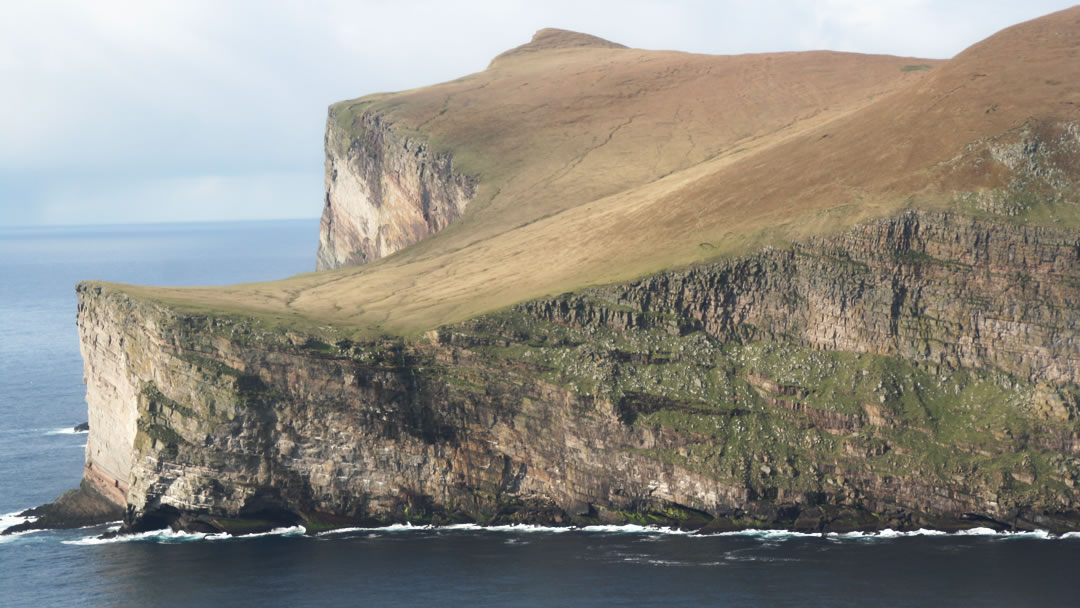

{"left": 317, "top": 522, "right": 696, "bottom": 536}
{"left": 579, "top": 524, "right": 695, "bottom": 535}
{"left": 699, "top": 527, "right": 1064, "bottom": 541}
{"left": 62, "top": 525, "right": 306, "bottom": 546}
{"left": 316, "top": 522, "right": 1080, "bottom": 539}
{"left": 953, "top": 528, "right": 1053, "bottom": 539}
{"left": 317, "top": 522, "right": 569, "bottom": 536}
{"left": 827, "top": 528, "right": 948, "bottom": 539}
{"left": 0, "top": 510, "right": 38, "bottom": 540}
{"left": 45, "top": 427, "right": 88, "bottom": 435}
{"left": 710, "top": 529, "right": 822, "bottom": 539}
{"left": 22, "top": 516, "right": 1080, "bottom": 545}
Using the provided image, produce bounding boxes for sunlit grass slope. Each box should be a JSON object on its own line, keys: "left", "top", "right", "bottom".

{"left": 111, "top": 9, "right": 1080, "bottom": 337}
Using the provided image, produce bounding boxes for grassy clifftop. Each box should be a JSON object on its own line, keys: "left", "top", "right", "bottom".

{"left": 105, "top": 9, "right": 1080, "bottom": 337}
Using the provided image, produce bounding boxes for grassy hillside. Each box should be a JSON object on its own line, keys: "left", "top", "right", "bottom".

{"left": 111, "top": 8, "right": 1080, "bottom": 337}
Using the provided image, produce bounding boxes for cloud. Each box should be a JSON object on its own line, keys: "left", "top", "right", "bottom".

{"left": 34, "top": 172, "right": 319, "bottom": 225}
{"left": 1, "top": 0, "right": 1076, "bottom": 225}
{"left": 798, "top": 0, "right": 1078, "bottom": 58}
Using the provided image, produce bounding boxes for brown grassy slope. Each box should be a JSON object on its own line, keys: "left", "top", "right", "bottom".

{"left": 118, "top": 10, "right": 1080, "bottom": 336}
{"left": 338, "top": 27, "right": 938, "bottom": 256}
{"left": 599, "top": 5, "right": 1080, "bottom": 258}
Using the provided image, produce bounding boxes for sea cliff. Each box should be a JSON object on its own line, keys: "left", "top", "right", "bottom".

{"left": 316, "top": 108, "right": 476, "bottom": 270}
{"left": 75, "top": 208, "right": 1080, "bottom": 534}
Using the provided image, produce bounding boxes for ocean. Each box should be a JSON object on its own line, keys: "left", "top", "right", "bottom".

{"left": 1, "top": 220, "right": 1078, "bottom": 606}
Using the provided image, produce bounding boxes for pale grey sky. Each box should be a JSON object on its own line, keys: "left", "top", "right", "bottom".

{"left": 1, "top": 0, "right": 1076, "bottom": 226}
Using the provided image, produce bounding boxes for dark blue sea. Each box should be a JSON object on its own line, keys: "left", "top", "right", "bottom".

{"left": 2, "top": 220, "right": 1079, "bottom": 607}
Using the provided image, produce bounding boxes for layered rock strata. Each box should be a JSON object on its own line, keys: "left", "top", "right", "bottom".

{"left": 315, "top": 109, "right": 476, "bottom": 270}
{"left": 76, "top": 209, "right": 1080, "bottom": 534}
{"left": 525, "top": 211, "right": 1080, "bottom": 387}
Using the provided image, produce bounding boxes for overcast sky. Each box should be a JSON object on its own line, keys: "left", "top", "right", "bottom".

{"left": 1, "top": 0, "right": 1076, "bottom": 226}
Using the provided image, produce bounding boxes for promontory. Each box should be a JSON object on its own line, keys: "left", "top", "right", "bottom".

{"left": 26, "top": 9, "right": 1080, "bottom": 535}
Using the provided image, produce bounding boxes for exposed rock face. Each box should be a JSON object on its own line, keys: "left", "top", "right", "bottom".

{"left": 526, "top": 211, "right": 1080, "bottom": 387}
{"left": 315, "top": 110, "right": 477, "bottom": 270}
{"left": 76, "top": 208, "right": 1080, "bottom": 534}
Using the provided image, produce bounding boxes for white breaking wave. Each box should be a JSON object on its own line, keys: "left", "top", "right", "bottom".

{"left": 0, "top": 510, "right": 38, "bottom": 540}
{"left": 45, "top": 427, "right": 88, "bottom": 435}
{"left": 0, "top": 510, "right": 36, "bottom": 530}
{"left": 709, "top": 529, "right": 822, "bottom": 539}
{"left": 9, "top": 514, "right": 1075, "bottom": 544}
{"left": 954, "top": 528, "right": 1053, "bottom": 539}
{"left": 316, "top": 522, "right": 565, "bottom": 536}
{"left": 315, "top": 522, "right": 1080, "bottom": 539}
{"left": 238, "top": 525, "right": 307, "bottom": 539}
{"left": 1012, "top": 530, "right": 1053, "bottom": 540}
{"left": 699, "top": 527, "right": 1044, "bottom": 540}
{"left": 315, "top": 523, "right": 435, "bottom": 535}
{"left": 64, "top": 528, "right": 225, "bottom": 545}
{"left": 467, "top": 523, "right": 573, "bottom": 534}
{"left": 317, "top": 522, "right": 696, "bottom": 536}
{"left": 314, "top": 526, "right": 373, "bottom": 536}
{"left": 578, "top": 524, "right": 695, "bottom": 535}
{"left": 954, "top": 526, "right": 1003, "bottom": 536}
{"left": 826, "top": 529, "right": 948, "bottom": 539}
{"left": 62, "top": 525, "right": 306, "bottom": 546}
{"left": 437, "top": 523, "right": 484, "bottom": 532}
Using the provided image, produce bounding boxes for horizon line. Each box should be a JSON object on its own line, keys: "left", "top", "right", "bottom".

{"left": 0, "top": 217, "right": 322, "bottom": 230}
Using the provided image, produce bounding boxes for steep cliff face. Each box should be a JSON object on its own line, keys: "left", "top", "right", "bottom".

{"left": 316, "top": 109, "right": 476, "bottom": 270}
{"left": 77, "top": 208, "right": 1080, "bottom": 534}
{"left": 527, "top": 211, "right": 1080, "bottom": 387}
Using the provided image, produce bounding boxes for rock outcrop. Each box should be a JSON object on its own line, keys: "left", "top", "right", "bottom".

{"left": 2, "top": 480, "right": 123, "bottom": 535}
{"left": 74, "top": 208, "right": 1080, "bottom": 534}
{"left": 315, "top": 109, "right": 476, "bottom": 270}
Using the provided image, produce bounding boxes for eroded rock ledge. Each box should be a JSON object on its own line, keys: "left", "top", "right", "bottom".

{"left": 71, "top": 209, "right": 1080, "bottom": 535}
{"left": 316, "top": 108, "right": 476, "bottom": 270}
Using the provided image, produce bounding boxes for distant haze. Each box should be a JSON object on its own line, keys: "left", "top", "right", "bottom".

{"left": 1, "top": 0, "right": 1075, "bottom": 226}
